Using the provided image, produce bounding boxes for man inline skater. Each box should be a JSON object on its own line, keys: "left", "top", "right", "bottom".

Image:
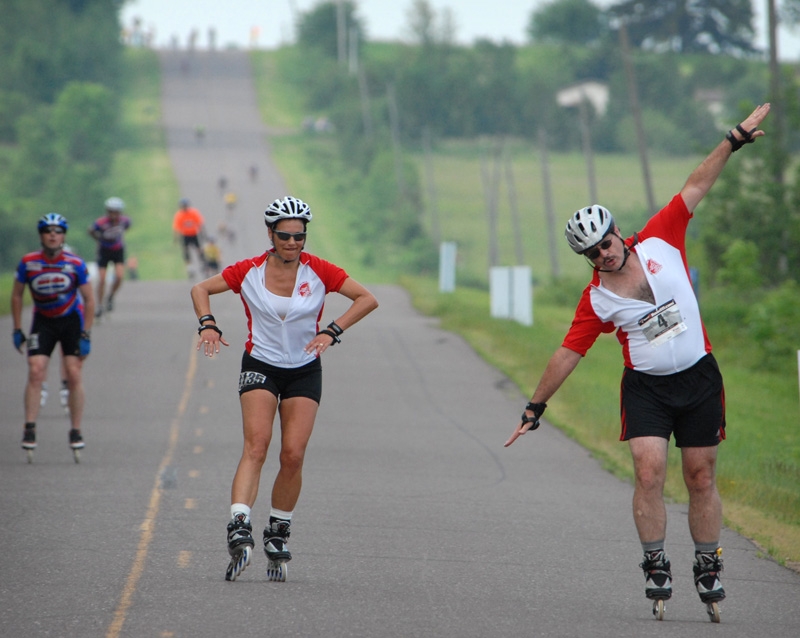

{"left": 12, "top": 213, "right": 95, "bottom": 461}
{"left": 506, "top": 103, "right": 771, "bottom": 622}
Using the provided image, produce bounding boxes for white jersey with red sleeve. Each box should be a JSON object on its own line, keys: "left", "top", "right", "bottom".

{"left": 562, "top": 194, "right": 712, "bottom": 376}
{"left": 221, "top": 251, "right": 349, "bottom": 368}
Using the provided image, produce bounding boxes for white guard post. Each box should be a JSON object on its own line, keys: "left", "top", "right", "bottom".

{"left": 439, "top": 241, "right": 457, "bottom": 293}
{"left": 490, "top": 266, "right": 532, "bottom": 326}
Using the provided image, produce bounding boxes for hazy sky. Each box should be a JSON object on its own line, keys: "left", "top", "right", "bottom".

{"left": 120, "top": 0, "right": 800, "bottom": 59}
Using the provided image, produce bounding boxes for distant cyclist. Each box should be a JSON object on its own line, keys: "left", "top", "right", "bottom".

{"left": 89, "top": 196, "right": 131, "bottom": 317}
{"left": 172, "top": 197, "right": 207, "bottom": 278}
{"left": 11, "top": 213, "right": 95, "bottom": 456}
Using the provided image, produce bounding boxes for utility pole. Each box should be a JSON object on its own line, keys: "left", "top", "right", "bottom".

{"left": 767, "top": 0, "right": 784, "bottom": 184}
{"left": 619, "top": 20, "right": 657, "bottom": 216}
{"left": 422, "top": 127, "right": 441, "bottom": 244}
{"left": 503, "top": 149, "right": 525, "bottom": 265}
{"left": 767, "top": 0, "right": 788, "bottom": 275}
{"left": 538, "top": 127, "right": 560, "bottom": 280}
{"left": 578, "top": 96, "right": 598, "bottom": 204}
{"left": 336, "top": 0, "right": 346, "bottom": 67}
{"left": 386, "top": 84, "right": 406, "bottom": 199}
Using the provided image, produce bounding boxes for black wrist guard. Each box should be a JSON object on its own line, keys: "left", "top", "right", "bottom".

{"left": 726, "top": 124, "right": 756, "bottom": 152}
{"left": 327, "top": 321, "right": 343, "bottom": 336}
{"left": 317, "top": 329, "right": 341, "bottom": 345}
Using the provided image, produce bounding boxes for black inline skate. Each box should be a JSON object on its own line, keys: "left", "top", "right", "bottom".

{"left": 640, "top": 549, "right": 672, "bottom": 621}
{"left": 263, "top": 518, "right": 291, "bottom": 582}
{"left": 694, "top": 548, "right": 725, "bottom": 623}
{"left": 225, "top": 513, "right": 254, "bottom": 581}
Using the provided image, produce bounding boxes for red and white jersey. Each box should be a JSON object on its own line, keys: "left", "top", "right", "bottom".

{"left": 562, "top": 194, "right": 711, "bottom": 376}
{"left": 222, "top": 251, "right": 348, "bottom": 368}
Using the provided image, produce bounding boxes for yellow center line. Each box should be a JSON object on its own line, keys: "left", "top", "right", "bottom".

{"left": 105, "top": 335, "right": 198, "bottom": 638}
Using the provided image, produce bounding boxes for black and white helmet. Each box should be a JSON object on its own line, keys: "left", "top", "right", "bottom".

{"left": 264, "top": 196, "right": 312, "bottom": 227}
{"left": 565, "top": 205, "right": 615, "bottom": 254}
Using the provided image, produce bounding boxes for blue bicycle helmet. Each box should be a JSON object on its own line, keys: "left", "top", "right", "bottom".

{"left": 37, "top": 213, "right": 69, "bottom": 233}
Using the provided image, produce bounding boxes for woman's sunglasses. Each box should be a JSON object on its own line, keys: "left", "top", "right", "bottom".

{"left": 273, "top": 230, "right": 307, "bottom": 242}
{"left": 584, "top": 237, "right": 613, "bottom": 260}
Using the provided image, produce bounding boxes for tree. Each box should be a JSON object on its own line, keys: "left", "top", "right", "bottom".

{"left": 296, "top": 1, "right": 364, "bottom": 60}
{"left": 527, "top": 0, "right": 606, "bottom": 45}
{"left": 51, "top": 82, "right": 116, "bottom": 167}
{"left": 608, "top": 0, "right": 757, "bottom": 55}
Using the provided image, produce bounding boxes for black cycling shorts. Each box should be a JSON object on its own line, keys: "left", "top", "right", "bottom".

{"left": 97, "top": 247, "right": 125, "bottom": 268}
{"left": 27, "top": 312, "right": 83, "bottom": 358}
{"left": 620, "top": 353, "right": 726, "bottom": 447}
{"left": 238, "top": 352, "right": 322, "bottom": 403}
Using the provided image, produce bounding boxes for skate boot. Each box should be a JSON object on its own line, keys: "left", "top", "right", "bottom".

{"left": 69, "top": 429, "right": 84, "bottom": 463}
{"left": 263, "top": 518, "right": 291, "bottom": 582}
{"left": 225, "top": 513, "right": 254, "bottom": 581}
{"left": 59, "top": 381, "right": 70, "bottom": 412}
{"left": 640, "top": 549, "right": 672, "bottom": 621}
{"left": 40, "top": 383, "right": 49, "bottom": 407}
{"left": 106, "top": 296, "right": 114, "bottom": 313}
{"left": 694, "top": 548, "right": 725, "bottom": 623}
{"left": 22, "top": 425, "right": 36, "bottom": 463}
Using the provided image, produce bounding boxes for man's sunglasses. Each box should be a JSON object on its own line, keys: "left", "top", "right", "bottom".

{"left": 584, "top": 237, "right": 613, "bottom": 260}
{"left": 41, "top": 227, "right": 66, "bottom": 235}
{"left": 273, "top": 230, "right": 307, "bottom": 242}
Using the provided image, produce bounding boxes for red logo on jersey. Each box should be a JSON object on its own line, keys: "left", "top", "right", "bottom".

{"left": 297, "top": 281, "right": 311, "bottom": 297}
{"left": 647, "top": 259, "right": 662, "bottom": 275}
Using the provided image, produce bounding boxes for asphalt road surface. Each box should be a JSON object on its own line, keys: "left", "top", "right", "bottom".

{"left": 2, "top": 50, "right": 799, "bottom": 638}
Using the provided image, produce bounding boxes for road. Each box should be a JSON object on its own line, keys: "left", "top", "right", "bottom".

{"left": 1, "top": 49, "right": 798, "bottom": 638}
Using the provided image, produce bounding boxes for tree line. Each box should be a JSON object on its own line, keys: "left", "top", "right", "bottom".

{"left": 0, "top": 0, "right": 123, "bottom": 270}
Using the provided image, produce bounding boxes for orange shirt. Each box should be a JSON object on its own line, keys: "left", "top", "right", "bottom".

{"left": 172, "top": 207, "right": 205, "bottom": 237}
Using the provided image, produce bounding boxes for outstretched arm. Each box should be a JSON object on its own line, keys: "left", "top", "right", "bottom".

{"left": 504, "top": 346, "right": 582, "bottom": 447}
{"left": 680, "top": 103, "right": 770, "bottom": 212}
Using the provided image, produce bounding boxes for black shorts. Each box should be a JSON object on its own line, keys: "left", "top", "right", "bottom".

{"left": 97, "top": 247, "right": 125, "bottom": 268}
{"left": 27, "top": 312, "right": 83, "bottom": 358}
{"left": 238, "top": 352, "right": 322, "bottom": 403}
{"left": 620, "top": 354, "right": 726, "bottom": 447}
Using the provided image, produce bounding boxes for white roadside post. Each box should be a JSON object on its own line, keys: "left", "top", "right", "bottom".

{"left": 439, "top": 241, "right": 457, "bottom": 293}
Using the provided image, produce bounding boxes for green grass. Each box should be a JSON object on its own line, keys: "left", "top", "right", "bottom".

{"left": 414, "top": 138, "right": 702, "bottom": 287}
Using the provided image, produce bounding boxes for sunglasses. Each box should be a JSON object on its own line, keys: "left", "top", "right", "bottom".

{"left": 584, "top": 237, "right": 613, "bottom": 260}
{"left": 273, "top": 230, "right": 307, "bottom": 242}
{"left": 42, "top": 227, "right": 66, "bottom": 235}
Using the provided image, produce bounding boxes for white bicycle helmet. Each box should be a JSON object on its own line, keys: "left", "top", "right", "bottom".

{"left": 105, "top": 196, "right": 125, "bottom": 212}
{"left": 264, "top": 196, "right": 312, "bottom": 227}
{"left": 38, "top": 212, "right": 69, "bottom": 233}
{"left": 565, "top": 205, "right": 615, "bottom": 254}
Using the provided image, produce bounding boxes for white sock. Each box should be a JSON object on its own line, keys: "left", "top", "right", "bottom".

{"left": 270, "top": 507, "right": 292, "bottom": 521}
{"left": 231, "top": 503, "right": 251, "bottom": 521}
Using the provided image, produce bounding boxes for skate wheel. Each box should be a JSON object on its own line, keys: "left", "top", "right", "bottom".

{"left": 225, "top": 546, "right": 252, "bottom": 582}
{"left": 26, "top": 449, "right": 33, "bottom": 464}
{"left": 267, "top": 561, "right": 287, "bottom": 582}
{"left": 706, "top": 601, "right": 720, "bottom": 623}
{"left": 652, "top": 599, "right": 665, "bottom": 621}
{"left": 73, "top": 449, "right": 81, "bottom": 464}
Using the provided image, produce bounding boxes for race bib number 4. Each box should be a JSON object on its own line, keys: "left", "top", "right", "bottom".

{"left": 638, "top": 299, "right": 687, "bottom": 347}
